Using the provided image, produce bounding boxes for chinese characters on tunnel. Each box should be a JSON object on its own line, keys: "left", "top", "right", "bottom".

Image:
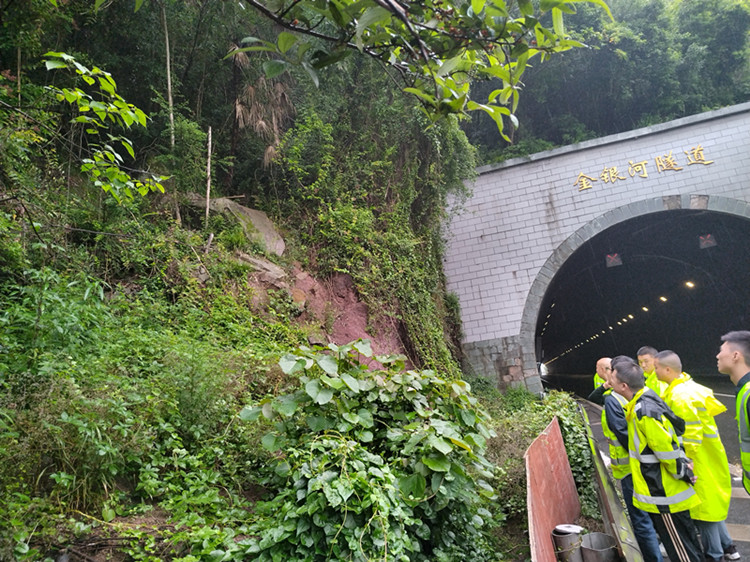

{"left": 575, "top": 145, "right": 714, "bottom": 191}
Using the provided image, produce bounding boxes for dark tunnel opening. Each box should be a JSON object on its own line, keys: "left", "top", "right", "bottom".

{"left": 536, "top": 209, "right": 750, "bottom": 377}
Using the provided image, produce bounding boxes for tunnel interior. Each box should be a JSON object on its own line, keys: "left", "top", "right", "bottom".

{"left": 536, "top": 209, "right": 750, "bottom": 376}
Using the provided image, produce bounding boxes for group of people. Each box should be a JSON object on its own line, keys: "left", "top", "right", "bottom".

{"left": 586, "top": 331, "right": 750, "bottom": 562}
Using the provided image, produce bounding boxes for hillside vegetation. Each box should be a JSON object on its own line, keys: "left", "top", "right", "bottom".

{"left": 0, "top": 1, "right": 601, "bottom": 559}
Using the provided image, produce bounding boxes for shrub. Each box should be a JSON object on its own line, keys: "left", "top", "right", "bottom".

{"left": 239, "top": 340, "right": 500, "bottom": 561}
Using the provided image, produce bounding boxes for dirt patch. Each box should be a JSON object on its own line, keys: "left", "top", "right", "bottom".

{"left": 289, "top": 266, "right": 407, "bottom": 363}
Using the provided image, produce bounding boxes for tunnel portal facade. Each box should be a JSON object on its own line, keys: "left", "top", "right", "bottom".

{"left": 443, "top": 102, "right": 750, "bottom": 393}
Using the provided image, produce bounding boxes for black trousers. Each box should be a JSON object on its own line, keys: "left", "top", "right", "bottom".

{"left": 649, "top": 510, "right": 703, "bottom": 562}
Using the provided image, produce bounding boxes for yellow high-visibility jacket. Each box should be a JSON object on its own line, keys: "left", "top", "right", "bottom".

{"left": 737, "top": 378, "right": 750, "bottom": 495}
{"left": 644, "top": 369, "right": 668, "bottom": 397}
{"left": 663, "top": 373, "right": 730, "bottom": 522}
{"left": 602, "top": 390, "right": 630, "bottom": 479}
{"left": 626, "top": 387, "right": 700, "bottom": 514}
{"left": 594, "top": 372, "right": 606, "bottom": 389}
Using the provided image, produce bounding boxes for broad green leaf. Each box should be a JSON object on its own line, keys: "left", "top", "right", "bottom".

{"left": 239, "top": 406, "right": 262, "bottom": 421}
{"left": 448, "top": 436, "right": 472, "bottom": 452}
{"left": 45, "top": 60, "right": 67, "bottom": 70}
{"left": 357, "top": 429, "right": 373, "bottom": 442}
{"left": 277, "top": 31, "right": 298, "bottom": 54}
{"left": 341, "top": 373, "right": 360, "bottom": 392}
{"left": 427, "top": 435, "right": 453, "bottom": 455}
{"left": 357, "top": 408, "right": 374, "bottom": 428}
{"left": 422, "top": 454, "right": 451, "bottom": 472}
{"left": 518, "top": 0, "right": 533, "bottom": 16}
{"left": 280, "top": 354, "right": 302, "bottom": 374}
{"left": 102, "top": 506, "right": 116, "bottom": 522}
{"left": 262, "top": 60, "right": 288, "bottom": 79}
{"left": 436, "top": 56, "right": 463, "bottom": 78}
{"left": 274, "top": 396, "right": 299, "bottom": 417}
{"left": 274, "top": 461, "right": 290, "bottom": 477}
{"left": 316, "top": 354, "right": 339, "bottom": 375}
{"left": 261, "top": 402, "right": 274, "bottom": 419}
{"left": 343, "top": 412, "right": 360, "bottom": 424}
{"left": 552, "top": 7, "right": 564, "bottom": 36}
{"left": 305, "top": 379, "right": 321, "bottom": 401}
{"left": 321, "top": 375, "right": 345, "bottom": 389}
{"left": 356, "top": 6, "right": 391, "bottom": 49}
{"left": 398, "top": 473, "right": 426, "bottom": 497}
{"left": 353, "top": 339, "right": 372, "bottom": 357}
{"left": 261, "top": 433, "right": 279, "bottom": 451}
{"left": 315, "top": 387, "right": 334, "bottom": 405}
{"left": 471, "top": 0, "right": 485, "bottom": 15}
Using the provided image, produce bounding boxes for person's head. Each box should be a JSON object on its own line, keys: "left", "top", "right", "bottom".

{"left": 596, "top": 357, "right": 612, "bottom": 379}
{"left": 654, "top": 350, "right": 682, "bottom": 383}
{"left": 612, "top": 360, "right": 645, "bottom": 400}
{"left": 610, "top": 355, "right": 637, "bottom": 386}
{"left": 637, "top": 346, "right": 658, "bottom": 373}
{"left": 718, "top": 331, "right": 750, "bottom": 382}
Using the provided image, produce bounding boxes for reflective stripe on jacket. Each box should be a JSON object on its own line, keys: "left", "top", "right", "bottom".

{"left": 626, "top": 387, "right": 700, "bottom": 514}
{"left": 663, "top": 374, "right": 730, "bottom": 521}
{"left": 602, "top": 391, "right": 630, "bottom": 479}
{"left": 738, "top": 380, "right": 750, "bottom": 495}
{"left": 594, "top": 373, "right": 606, "bottom": 389}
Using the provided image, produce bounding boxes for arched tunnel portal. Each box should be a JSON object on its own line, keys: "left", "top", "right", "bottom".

{"left": 535, "top": 207, "right": 750, "bottom": 381}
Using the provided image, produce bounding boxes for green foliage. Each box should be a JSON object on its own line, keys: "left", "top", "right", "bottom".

{"left": 269, "top": 78, "right": 474, "bottom": 376}
{"left": 44, "top": 52, "right": 167, "bottom": 202}
{"left": 466, "top": 0, "right": 750, "bottom": 163}
{"left": 481, "top": 389, "right": 599, "bottom": 521}
{"left": 240, "top": 341, "right": 500, "bottom": 560}
{"left": 150, "top": 109, "right": 208, "bottom": 193}
{"left": 230, "top": 0, "right": 612, "bottom": 137}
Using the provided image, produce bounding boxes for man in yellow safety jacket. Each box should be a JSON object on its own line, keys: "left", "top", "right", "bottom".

{"left": 637, "top": 346, "right": 668, "bottom": 396}
{"left": 654, "top": 350, "right": 738, "bottom": 562}
{"left": 612, "top": 359, "right": 703, "bottom": 562}
{"left": 717, "top": 331, "right": 750, "bottom": 497}
{"left": 593, "top": 356, "right": 612, "bottom": 390}
{"left": 603, "top": 356, "right": 662, "bottom": 562}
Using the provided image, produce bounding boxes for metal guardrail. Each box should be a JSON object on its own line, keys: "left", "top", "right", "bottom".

{"left": 578, "top": 402, "right": 643, "bottom": 562}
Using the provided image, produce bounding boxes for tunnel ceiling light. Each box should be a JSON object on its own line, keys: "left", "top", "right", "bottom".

{"left": 609, "top": 326, "right": 613, "bottom": 330}
{"left": 699, "top": 234, "right": 717, "bottom": 249}
{"left": 622, "top": 318, "right": 628, "bottom": 322}
{"left": 617, "top": 321, "right": 622, "bottom": 325}
{"left": 628, "top": 314, "right": 634, "bottom": 319}
{"left": 659, "top": 296, "right": 668, "bottom": 302}
{"left": 642, "top": 306, "right": 649, "bottom": 312}
{"left": 605, "top": 253, "right": 623, "bottom": 267}
{"left": 685, "top": 281, "right": 695, "bottom": 288}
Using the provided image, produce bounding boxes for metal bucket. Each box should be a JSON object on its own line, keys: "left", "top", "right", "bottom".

{"left": 581, "top": 532, "right": 618, "bottom": 562}
{"left": 551, "top": 524, "right": 584, "bottom": 562}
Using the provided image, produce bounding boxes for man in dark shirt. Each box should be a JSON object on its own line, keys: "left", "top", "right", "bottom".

{"left": 717, "top": 330, "right": 750, "bottom": 496}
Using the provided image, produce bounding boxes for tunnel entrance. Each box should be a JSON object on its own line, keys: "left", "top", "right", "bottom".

{"left": 536, "top": 209, "right": 750, "bottom": 376}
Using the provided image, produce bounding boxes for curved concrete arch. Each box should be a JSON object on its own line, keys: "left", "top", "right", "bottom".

{"left": 518, "top": 194, "right": 750, "bottom": 388}
{"left": 445, "top": 103, "right": 750, "bottom": 393}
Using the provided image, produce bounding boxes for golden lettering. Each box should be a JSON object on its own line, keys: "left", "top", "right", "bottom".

{"left": 575, "top": 173, "right": 598, "bottom": 191}
{"left": 684, "top": 145, "right": 714, "bottom": 165}
{"left": 654, "top": 150, "right": 683, "bottom": 173}
{"left": 628, "top": 160, "right": 648, "bottom": 178}
{"left": 600, "top": 166, "right": 627, "bottom": 183}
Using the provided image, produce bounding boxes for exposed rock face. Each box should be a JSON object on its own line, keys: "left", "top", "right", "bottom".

{"left": 240, "top": 259, "right": 406, "bottom": 361}
{"left": 184, "top": 193, "right": 285, "bottom": 256}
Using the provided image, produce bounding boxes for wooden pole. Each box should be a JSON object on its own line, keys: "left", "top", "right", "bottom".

{"left": 205, "top": 126, "right": 212, "bottom": 229}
